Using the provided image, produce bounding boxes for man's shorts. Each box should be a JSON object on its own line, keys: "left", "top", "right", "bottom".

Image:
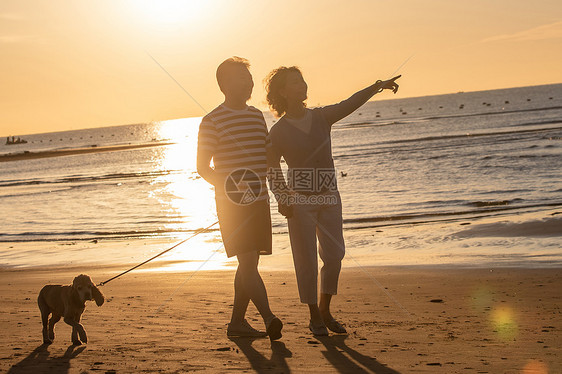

{"left": 215, "top": 197, "right": 272, "bottom": 258}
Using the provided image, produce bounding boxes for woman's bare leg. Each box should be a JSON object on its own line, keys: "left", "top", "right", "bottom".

{"left": 308, "top": 303, "right": 324, "bottom": 326}
{"left": 319, "top": 293, "right": 333, "bottom": 321}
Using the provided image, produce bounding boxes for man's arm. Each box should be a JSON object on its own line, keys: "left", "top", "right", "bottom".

{"left": 321, "top": 75, "right": 400, "bottom": 125}
{"left": 196, "top": 151, "right": 218, "bottom": 186}
{"left": 196, "top": 119, "right": 218, "bottom": 186}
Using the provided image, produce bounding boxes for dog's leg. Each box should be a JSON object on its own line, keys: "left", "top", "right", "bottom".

{"left": 48, "top": 314, "right": 61, "bottom": 342}
{"left": 38, "top": 294, "right": 52, "bottom": 344}
{"left": 71, "top": 325, "right": 80, "bottom": 345}
{"left": 64, "top": 317, "right": 87, "bottom": 345}
{"left": 78, "top": 324, "right": 87, "bottom": 344}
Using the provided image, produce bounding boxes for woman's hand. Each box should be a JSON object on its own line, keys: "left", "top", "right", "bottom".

{"left": 377, "top": 75, "right": 401, "bottom": 94}
{"left": 278, "top": 202, "right": 293, "bottom": 218}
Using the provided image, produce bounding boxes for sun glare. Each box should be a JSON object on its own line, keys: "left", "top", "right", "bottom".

{"left": 129, "top": 0, "right": 211, "bottom": 26}
{"left": 147, "top": 118, "right": 232, "bottom": 271}
{"left": 154, "top": 118, "right": 217, "bottom": 228}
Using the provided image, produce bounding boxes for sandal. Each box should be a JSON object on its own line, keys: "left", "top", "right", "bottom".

{"left": 308, "top": 321, "right": 329, "bottom": 336}
{"left": 227, "top": 319, "right": 267, "bottom": 337}
{"left": 266, "top": 316, "right": 283, "bottom": 341}
{"left": 324, "top": 318, "right": 347, "bottom": 334}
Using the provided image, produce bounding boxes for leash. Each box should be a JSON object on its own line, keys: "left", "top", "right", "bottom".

{"left": 97, "top": 220, "right": 219, "bottom": 286}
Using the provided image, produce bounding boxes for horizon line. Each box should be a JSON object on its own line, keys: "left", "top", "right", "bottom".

{"left": 2, "top": 81, "right": 561, "bottom": 138}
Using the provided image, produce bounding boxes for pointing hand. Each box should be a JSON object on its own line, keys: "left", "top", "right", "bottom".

{"left": 377, "top": 75, "right": 401, "bottom": 94}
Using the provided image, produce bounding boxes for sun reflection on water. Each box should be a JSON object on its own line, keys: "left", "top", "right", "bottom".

{"left": 147, "top": 118, "right": 234, "bottom": 271}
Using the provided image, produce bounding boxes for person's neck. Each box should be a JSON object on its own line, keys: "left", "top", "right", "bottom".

{"left": 285, "top": 102, "right": 306, "bottom": 119}
{"left": 223, "top": 97, "right": 248, "bottom": 111}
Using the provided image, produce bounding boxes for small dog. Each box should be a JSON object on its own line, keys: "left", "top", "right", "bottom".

{"left": 38, "top": 274, "right": 104, "bottom": 345}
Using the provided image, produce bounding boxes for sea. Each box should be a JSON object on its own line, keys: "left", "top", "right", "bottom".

{"left": 1, "top": 83, "right": 561, "bottom": 269}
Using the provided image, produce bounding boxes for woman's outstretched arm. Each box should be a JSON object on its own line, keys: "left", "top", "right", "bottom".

{"left": 321, "top": 75, "right": 400, "bottom": 125}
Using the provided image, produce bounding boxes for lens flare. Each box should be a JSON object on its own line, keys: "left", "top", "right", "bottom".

{"left": 470, "top": 286, "right": 494, "bottom": 310}
{"left": 522, "top": 360, "right": 549, "bottom": 374}
{"left": 490, "top": 306, "right": 518, "bottom": 341}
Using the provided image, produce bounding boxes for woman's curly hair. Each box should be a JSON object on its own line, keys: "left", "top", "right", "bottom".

{"left": 264, "top": 66, "right": 305, "bottom": 117}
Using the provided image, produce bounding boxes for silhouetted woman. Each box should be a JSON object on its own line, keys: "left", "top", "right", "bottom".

{"left": 265, "top": 67, "right": 399, "bottom": 335}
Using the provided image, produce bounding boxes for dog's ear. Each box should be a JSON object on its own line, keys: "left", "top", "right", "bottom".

{"left": 72, "top": 275, "right": 81, "bottom": 289}
{"left": 92, "top": 284, "right": 104, "bottom": 307}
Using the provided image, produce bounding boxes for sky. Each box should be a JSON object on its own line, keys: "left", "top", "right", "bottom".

{"left": 1, "top": 0, "right": 562, "bottom": 136}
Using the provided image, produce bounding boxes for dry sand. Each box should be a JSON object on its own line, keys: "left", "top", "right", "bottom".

{"left": 1, "top": 265, "right": 560, "bottom": 373}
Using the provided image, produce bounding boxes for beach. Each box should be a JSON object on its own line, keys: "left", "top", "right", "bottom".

{"left": 1, "top": 84, "right": 560, "bottom": 373}
{"left": 2, "top": 213, "right": 562, "bottom": 373}
{"left": 1, "top": 262, "right": 560, "bottom": 373}
{"left": 2, "top": 0, "right": 562, "bottom": 371}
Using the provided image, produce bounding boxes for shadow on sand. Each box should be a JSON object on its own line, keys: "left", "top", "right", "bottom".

{"left": 229, "top": 337, "right": 292, "bottom": 373}
{"left": 230, "top": 335, "right": 399, "bottom": 373}
{"left": 8, "top": 344, "right": 86, "bottom": 374}
{"left": 317, "top": 335, "right": 400, "bottom": 373}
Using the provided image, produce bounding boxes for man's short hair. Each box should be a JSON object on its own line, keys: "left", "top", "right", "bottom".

{"left": 216, "top": 56, "right": 250, "bottom": 92}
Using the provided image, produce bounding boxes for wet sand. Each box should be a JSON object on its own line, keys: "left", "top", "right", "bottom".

{"left": 1, "top": 265, "right": 560, "bottom": 373}
{"left": 0, "top": 142, "right": 172, "bottom": 162}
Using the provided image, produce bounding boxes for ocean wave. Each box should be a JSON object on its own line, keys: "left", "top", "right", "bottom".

{"left": 0, "top": 226, "right": 219, "bottom": 243}
{"left": 0, "top": 170, "right": 180, "bottom": 188}
{"left": 342, "top": 201, "right": 562, "bottom": 228}
{"left": 468, "top": 200, "right": 514, "bottom": 207}
{"left": 1, "top": 203, "right": 560, "bottom": 243}
{"left": 507, "top": 119, "right": 562, "bottom": 128}
{"left": 0, "top": 188, "right": 72, "bottom": 199}
{"left": 476, "top": 189, "right": 532, "bottom": 195}
{"left": 335, "top": 120, "right": 416, "bottom": 129}
{"left": 0, "top": 141, "right": 172, "bottom": 161}
{"left": 332, "top": 109, "right": 562, "bottom": 132}
{"left": 452, "top": 216, "right": 562, "bottom": 238}
{"left": 333, "top": 125, "right": 562, "bottom": 160}
{"left": 379, "top": 125, "right": 562, "bottom": 145}
{"left": 479, "top": 153, "right": 561, "bottom": 162}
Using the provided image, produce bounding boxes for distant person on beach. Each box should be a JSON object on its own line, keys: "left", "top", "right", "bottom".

{"left": 265, "top": 66, "right": 399, "bottom": 335}
{"left": 196, "top": 57, "right": 283, "bottom": 340}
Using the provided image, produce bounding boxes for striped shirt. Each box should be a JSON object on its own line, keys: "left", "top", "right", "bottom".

{"left": 197, "top": 104, "right": 269, "bottom": 201}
